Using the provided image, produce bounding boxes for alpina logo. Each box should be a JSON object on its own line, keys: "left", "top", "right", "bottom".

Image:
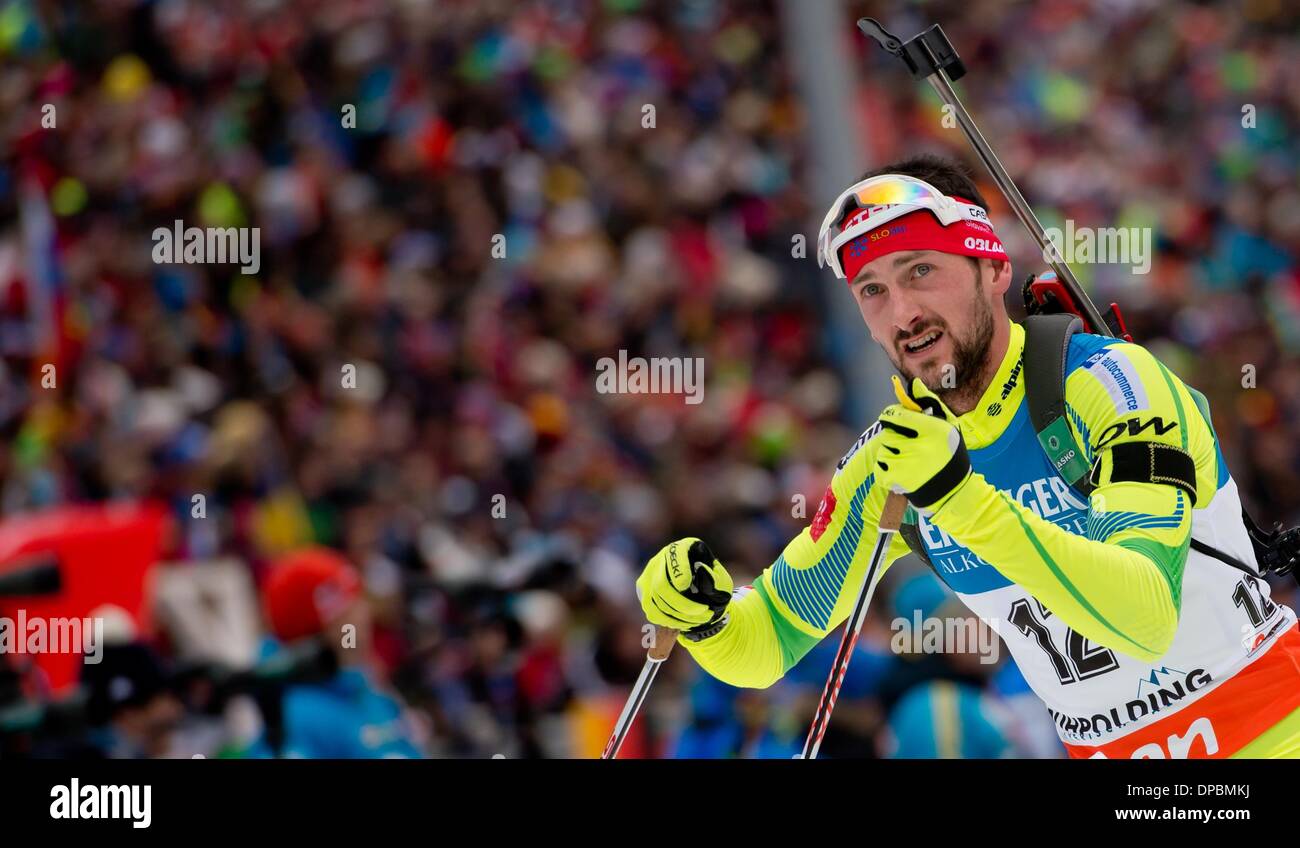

{"left": 1000, "top": 359, "right": 1023, "bottom": 400}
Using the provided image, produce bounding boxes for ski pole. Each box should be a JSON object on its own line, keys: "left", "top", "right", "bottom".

{"left": 800, "top": 380, "right": 940, "bottom": 760}
{"left": 799, "top": 489, "right": 906, "bottom": 759}
{"left": 856, "top": 17, "right": 1114, "bottom": 339}
{"left": 601, "top": 624, "right": 676, "bottom": 759}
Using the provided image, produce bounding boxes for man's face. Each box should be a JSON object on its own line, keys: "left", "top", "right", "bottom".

{"left": 847, "top": 249, "right": 999, "bottom": 395}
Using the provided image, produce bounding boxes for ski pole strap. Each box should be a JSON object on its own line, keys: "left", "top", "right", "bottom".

{"left": 898, "top": 509, "right": 939, "bottom": 576}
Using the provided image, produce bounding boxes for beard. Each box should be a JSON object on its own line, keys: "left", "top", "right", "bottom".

{"left": 895, "top": 265, "right": 996, "bottom": 406}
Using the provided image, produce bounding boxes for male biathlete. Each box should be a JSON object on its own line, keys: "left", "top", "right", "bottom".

{"left": 636, "top": 155, "right": 1300, "bottom": 759}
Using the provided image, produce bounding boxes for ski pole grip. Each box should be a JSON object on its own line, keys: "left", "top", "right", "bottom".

{"left": 880, "top": 491, "right": 908, "bottom": 532}
{"left": 648, "top": 625, "right": 677, "bottom": 661}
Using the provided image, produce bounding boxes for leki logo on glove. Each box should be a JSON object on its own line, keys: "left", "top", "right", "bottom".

{"left": 667, "top": 541, "right": 685, "bottom": 582}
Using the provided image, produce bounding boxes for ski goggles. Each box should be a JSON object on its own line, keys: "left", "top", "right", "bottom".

{"left": 816, "top": 174, "right": 1006, "bottom": 281}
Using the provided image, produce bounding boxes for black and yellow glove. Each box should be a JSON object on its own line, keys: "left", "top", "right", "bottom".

{"left": 874, "top": 375, "right": 973, "bottom": 512}
{"left": 635, "top": 538, "right": 734, "bottom": 641}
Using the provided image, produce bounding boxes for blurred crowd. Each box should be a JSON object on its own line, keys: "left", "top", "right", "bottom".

{"left": 0, "top": 0, "right": 1296, "bottom": 758}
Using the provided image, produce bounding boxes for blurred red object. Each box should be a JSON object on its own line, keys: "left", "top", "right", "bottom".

{"left": 0, "top": 501, "right": 167, "bottom": 694}
{"left": 262, "top": 546, "right": 361, "bottom": 642}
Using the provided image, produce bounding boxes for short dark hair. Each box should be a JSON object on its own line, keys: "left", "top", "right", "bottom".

{"left": 848, "top": 154, "right": 992, "bottom": 280}
{"left": 858, "top": 153, "right": 989, "bottom": 211}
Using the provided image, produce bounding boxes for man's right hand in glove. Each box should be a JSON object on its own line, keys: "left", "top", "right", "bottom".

{"left": 636, "top": 538, "right": 734, "bottom": 641}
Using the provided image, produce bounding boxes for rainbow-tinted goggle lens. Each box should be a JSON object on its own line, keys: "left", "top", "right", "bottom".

{"left": 817, "top": 174, "right": 975, "bottom": 279}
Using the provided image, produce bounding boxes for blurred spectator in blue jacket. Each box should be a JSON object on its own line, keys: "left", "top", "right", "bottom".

{"left": 260, "top": 547, "right": 425, "bottom": 758}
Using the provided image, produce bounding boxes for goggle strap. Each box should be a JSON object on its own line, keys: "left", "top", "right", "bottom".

{"left": 822, "top": 199, "right": 988, "bottom": 275}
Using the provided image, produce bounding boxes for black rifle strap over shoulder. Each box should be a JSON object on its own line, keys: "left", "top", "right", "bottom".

{"left": 897, "top": 315, "right": 1274, "bottom": 581}
{"left": 1021, "top": 316, "right": 1266, "bottom": 581}
{"left": 1022, "top": 314, "right": 1093, "bottom": 494}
